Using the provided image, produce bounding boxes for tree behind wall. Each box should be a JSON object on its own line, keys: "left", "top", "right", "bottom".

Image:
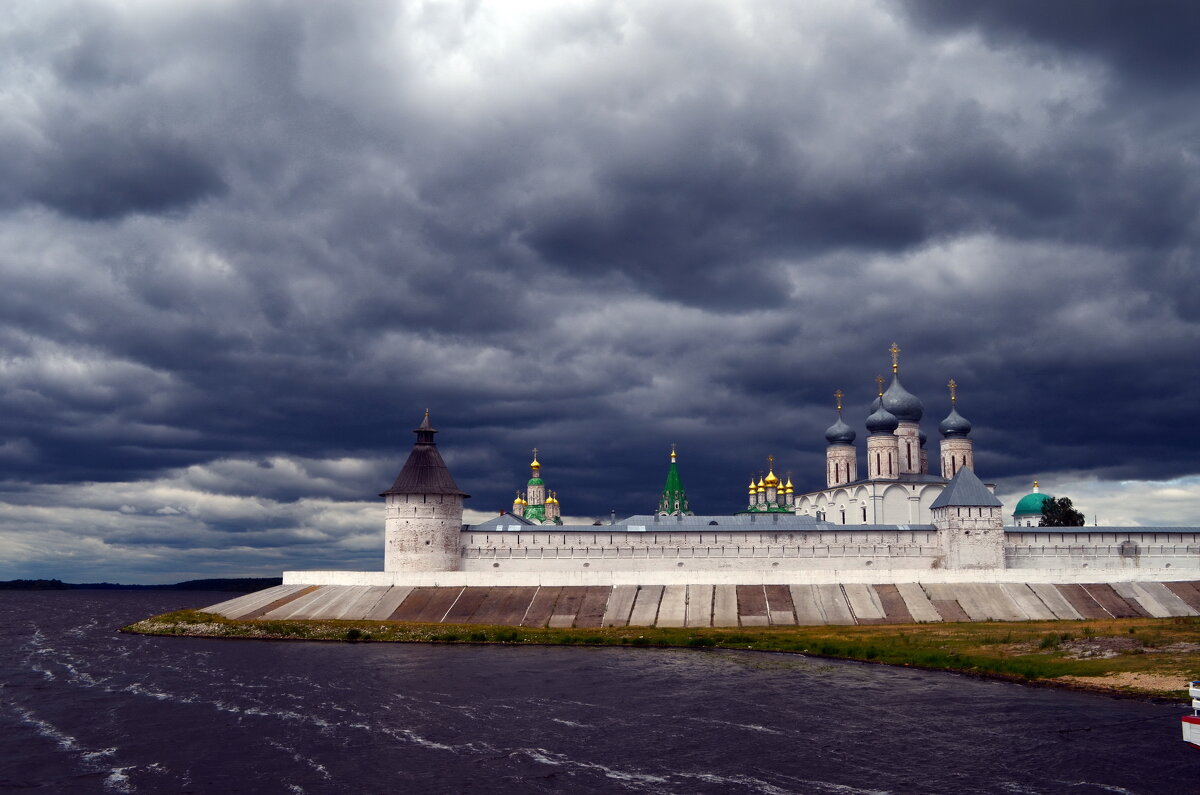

{"left": 1040, "top": 496, "right": 1086, "bottom": 527}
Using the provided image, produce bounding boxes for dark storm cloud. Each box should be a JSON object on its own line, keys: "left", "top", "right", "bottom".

{"left": 1, "top": 1, "right": 1199, "bottom": 580}
{"left": 903, "top": 0, "right": 1200, "bottom": 87}
{"left": 30, "top": 128, "right": 225, "bottom": 220}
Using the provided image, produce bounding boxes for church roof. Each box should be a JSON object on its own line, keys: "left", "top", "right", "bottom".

{"left": 380, "top": 412, "right": 470, "bottom": 497}
{"left": 929, "top": 467, "right": 1001, "bottom": 509}
{"left": 1014, "top": 491, "right": 1052, "bottom": 515}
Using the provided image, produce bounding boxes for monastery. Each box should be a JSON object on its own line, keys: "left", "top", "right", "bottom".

{"left": 208, "top": 345, "right": 1200, "bottom": 629}
{"left": 279, "top": 345, "right": 1200, "bottom": 588}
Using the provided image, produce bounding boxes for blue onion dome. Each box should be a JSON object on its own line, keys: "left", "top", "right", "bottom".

{"left": 919, "top": 430, "right": 928, "bottom": 448}
{"left": 825, "top": 414, "right": 856, "bottom": 445}
{"left": 939, "top": 405, "right": 972, "bottom": 437}
{"left": 865, "top": 403, "right": 898, "bottom": 434}
{"left": 882, "top": 375, "right": 923, "bottom": 423}
{"left": 869, "top": 395, "right": 882, "bottom": 413}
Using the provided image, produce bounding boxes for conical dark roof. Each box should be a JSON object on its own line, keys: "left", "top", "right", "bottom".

{"left": 380, "top": 411, "right": 470, "bottom": 497}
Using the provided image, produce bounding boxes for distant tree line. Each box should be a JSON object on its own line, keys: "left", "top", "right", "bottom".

{"left": 0, "top": 577, "right": 282, "bottom": 592}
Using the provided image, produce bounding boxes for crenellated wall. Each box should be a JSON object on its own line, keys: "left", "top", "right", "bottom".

{"left": 451, "top": 525, "right": 1200, "bottom": 574}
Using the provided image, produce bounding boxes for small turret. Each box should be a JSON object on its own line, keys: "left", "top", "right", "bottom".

{"left": 825, "top": 388, "right": 858, "bottom": 487}
{"left": 865, "top": 375, "right": 900, "bottom": 480}
{"left": 882, "top": 343, "right": 923, "bottom": 475}
{"left": 939, "top": 379, "right": 975, "bottom": 479}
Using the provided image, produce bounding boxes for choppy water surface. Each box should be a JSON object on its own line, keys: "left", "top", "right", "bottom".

{"left": 0, "top": 591, "right": 1193, "bottom": 793}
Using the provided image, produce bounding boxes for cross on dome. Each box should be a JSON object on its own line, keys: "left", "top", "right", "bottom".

{"left": 889, "top": 342, "right": 901, "bottom": 373}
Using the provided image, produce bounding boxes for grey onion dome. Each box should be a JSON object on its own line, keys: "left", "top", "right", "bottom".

{"left": 865, "top": 402, "right": 899, "bottom": 434}
{"left": 825, "top": 413, "right": 856, "bottom": 445}
{"left": 919, "top": 430, "right": 928, "bottom": 448}
{"left": 939, "top": 405, "right": 972, "bottom": 437}
{"left": 882, "top": 375, "right": 924, "bottom": 423}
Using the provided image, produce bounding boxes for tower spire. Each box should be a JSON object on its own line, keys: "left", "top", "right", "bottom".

{"left": 658, "top": 445, "right": 692, "bottom": 516}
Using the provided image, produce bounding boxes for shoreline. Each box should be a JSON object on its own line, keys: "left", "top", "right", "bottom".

{"left": 123, "top": 610, "right": 1199, "bottom": 701}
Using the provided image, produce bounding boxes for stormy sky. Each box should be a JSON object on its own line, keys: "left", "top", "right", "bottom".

{"left": 2, "top": 1, "right": 1199, "bottom": 582}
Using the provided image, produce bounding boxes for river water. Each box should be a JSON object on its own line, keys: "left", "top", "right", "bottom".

{"left": 0, "top": 591, "right": 1193, "bottom": 793}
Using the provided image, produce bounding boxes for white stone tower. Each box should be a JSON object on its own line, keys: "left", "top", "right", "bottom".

{"left": 381, "top": 410, "right": 469, "bottom": 573}
{"left": 865, "top": 376, "right": 900, "bottom": 480}
{"left": 939, "top": 378, "right": 975, "bottom": 479}
{"left": 825, "top": 389, "right": 857, "bottom": 487}
{"left": 930, "top": 467, "right": 1004, "bottom": 569}
{"left": 880, "top": 343, "right": 924, "bottom": 475}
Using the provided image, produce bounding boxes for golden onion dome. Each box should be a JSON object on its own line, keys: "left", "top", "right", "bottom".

{"left": 785, "top": 477, "right": 794, "bottom": 493}
{"left": 756, "top": 477, "right": 765, "bottom": 493}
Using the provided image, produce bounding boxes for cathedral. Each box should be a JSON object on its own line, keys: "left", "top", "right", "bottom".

{"left": 790, "top": 344, "right": 980, "bottom": 525}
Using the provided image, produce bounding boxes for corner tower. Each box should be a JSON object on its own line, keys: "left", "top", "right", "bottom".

{"left": 381, "top": 410, "right": 469, "bottom": 572}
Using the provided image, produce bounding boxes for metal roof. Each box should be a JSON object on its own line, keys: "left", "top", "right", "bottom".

{"left": 380, "top": 413, "right": 469, "bottom": 498}
{"left": 929, "top": 467, "right": 1002, "bottom": 509}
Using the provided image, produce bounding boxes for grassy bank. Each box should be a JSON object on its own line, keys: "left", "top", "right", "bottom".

{"left": 124, "top": 611, "right": 1200, "bottom": 699}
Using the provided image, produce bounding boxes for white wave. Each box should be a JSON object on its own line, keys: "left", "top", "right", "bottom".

{"left": 12, "top": 704, "right": 80, "bottom": 751}
{"left": 266, "top": 738, "right": 332, "bottom": 781}
{"left": 104, "top": 766, "right": 134, "bottom": 793}
{"left": 550, "top": 718, "right": 592, "bottom": 728}
{"left": 515, "top": 747, "right": 669, "bottom": 787}
{"left": 686, "top": 717, "right": 784, "bottom": 735}
{"left": 680, "top": 771, "right": 891, "bottom": 795}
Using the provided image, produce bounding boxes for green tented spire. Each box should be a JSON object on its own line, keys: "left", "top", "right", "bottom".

{"left": 657, "top": 445, "right": 693, "bottom": 516}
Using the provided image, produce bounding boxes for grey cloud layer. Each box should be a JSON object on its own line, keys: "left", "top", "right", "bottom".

{"left": 1, "top": 1, "right": 1198, "bottom": 578}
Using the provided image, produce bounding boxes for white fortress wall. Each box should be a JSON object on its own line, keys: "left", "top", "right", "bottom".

{"left": 452, "top": 523, "right": 1200, "bottom": 573}
{"left": 459, "top": 527, "right": 940, "bottom": 571}
{"left": 1005, "top": 528, "right": 1200, "bottom": 570}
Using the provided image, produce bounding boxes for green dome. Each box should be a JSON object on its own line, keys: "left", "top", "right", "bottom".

{"left": 1014, "top": 492, "right": 1051, "bottom": 515}
{"left": 527, "top": 477, "right": 544, "bottom": 486}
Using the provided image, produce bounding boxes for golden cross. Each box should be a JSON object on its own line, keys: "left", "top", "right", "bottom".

{"left": 875, "top": 374, "right": 884, "bottom": 397}
{"left": 532, "top": 447, "right": 538, "bottom": 461}
{"left": 767, "top": 455, "right": 774, "bottom": 469}
{"left": 834, "top": 389, "right": 844, "bottom": 411}
{"left": 670, "top": 443, "right": 677, "bottom": 462}
{"left": 948, "top": 378, "right": 957, "bottom": 403}
{"left": 889, "top": 342, "right": 901, "bottom": 374}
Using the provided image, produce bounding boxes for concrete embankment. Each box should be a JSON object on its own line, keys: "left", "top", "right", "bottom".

{"left": 203, "top": 580, "right": 1200, "bottom": 628}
